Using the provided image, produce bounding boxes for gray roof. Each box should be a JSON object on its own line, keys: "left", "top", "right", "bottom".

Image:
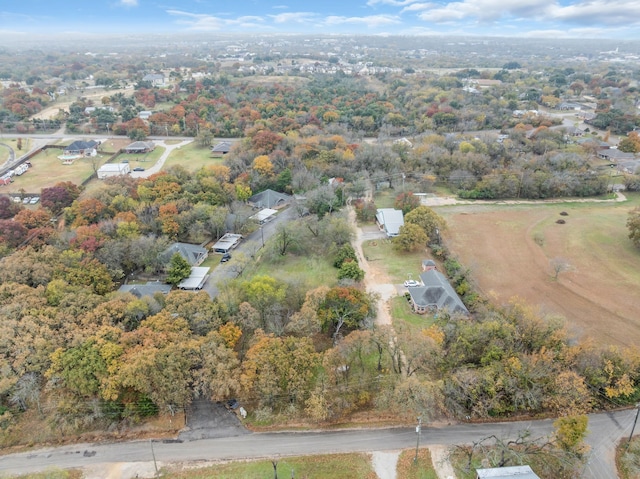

{"left": 162, "top": 242, "right": 208, "bottom": 266}
{"left": 598, "top": 149, "right": 636, "bottom": 161}
{"left": 125, "top": 141, "right": 155, "bottom": 151}
{"left": 64, "top": 140, "right": 98, "bottom": 153}
{"left": 211, "top": 141, "right": 232, "bottom": 153}
{"left": 118, "top": 282, "right": 172, "bottom": 298}
{"left": 476, "top": 466, "right": 540, "bottom": 478}
{"left": 376, "top": 208, "right": 404, "bottom": 237}
{"left": 249, "top": 189, "right": 292, "bottom": 209}
{"left": 407, "top": 269, "right": 469, "bottom": 315}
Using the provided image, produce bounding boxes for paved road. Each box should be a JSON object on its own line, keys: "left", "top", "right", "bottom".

{"left": 202, "top": 206, "right": 297, "bottom": 299}
{"left": 0, "top": 410, "right": 635, "bottom": 477}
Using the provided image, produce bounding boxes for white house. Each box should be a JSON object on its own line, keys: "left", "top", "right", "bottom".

{"left": 97, "top": 163, "right": 131, "bottom": 179}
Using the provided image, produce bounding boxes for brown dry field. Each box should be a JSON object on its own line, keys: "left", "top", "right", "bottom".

{"left": 439, "top": 197, "right": 640, "bottom": 348}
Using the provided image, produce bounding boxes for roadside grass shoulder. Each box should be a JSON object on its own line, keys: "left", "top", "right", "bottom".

{"left": 160, "top": 453, "right": 375, "bottom": 479}
{"left": 616, "top": 436, "right": 640, "bottom": 479}
{"left": 397, "top": 449, "right": 438, "bottom": 479}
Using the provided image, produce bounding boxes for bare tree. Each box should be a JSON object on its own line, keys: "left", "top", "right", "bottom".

{"left": 550, "top": 257, "right": 571, "bottom": 280}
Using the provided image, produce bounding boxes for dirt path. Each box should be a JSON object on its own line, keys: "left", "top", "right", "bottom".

{"left": 429, "top": 445, "right": 456, "bottom": 479}
{"left": 349, "top": 207, "right": 394, "bottom": 326}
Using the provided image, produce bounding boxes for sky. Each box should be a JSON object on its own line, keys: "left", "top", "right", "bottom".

{"left": 2, "top": 0, "right": 640, "bottom": 40}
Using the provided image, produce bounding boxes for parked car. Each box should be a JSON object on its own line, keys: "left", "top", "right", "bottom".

{"left": 133, "top": 167, "right": 145, "bottom": 171}
{"left": 220, "top": 253, "right": 232, "bottom": 263}
{"left": 29, "top": 196, "right": 40, "bottom": 204}
{"left": 404, "top": 280, "right": 420, "bottom": 287}
{"left": 22, "top": 197, "right": 31, "bottom": 204}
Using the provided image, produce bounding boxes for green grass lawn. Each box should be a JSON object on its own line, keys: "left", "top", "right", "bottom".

{"left": 390, "top": 296, "right": 437, "bottom": 331}
{"left": 0, "top": 138, "right": 33, "bottom": 164}
{"left": 251, "top": 253, "right": 339, "bottom": 290}
{"left": 362, "top": 238, "right": 427, "bottom": 284}
{"left": 5, "top": 147, "right": 103, "bottom": 195}
{"left": 112, "top": 146, "right": 165, "bottom": 170}
{"left": 162, "top": 141, "right": 223, "bottom": 172}
{"left": 160, "top": 453, "right": 374, "bottom": 478}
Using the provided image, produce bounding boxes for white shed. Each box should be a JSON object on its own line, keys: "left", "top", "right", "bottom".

{"left": 97, "top": 163, "right": 131, "bottom": 179}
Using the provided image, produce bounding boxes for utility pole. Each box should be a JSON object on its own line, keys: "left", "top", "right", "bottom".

{"left": 414, "top": 416, "right": 422, "bottom": 463}
{"left": 627, "top": 403, "right": 640, "bottom": 449}
{"left": 260, "top": 225, "right": 265, "bottom": 249}
{"left": 150, "top": 439, "right": 158, "bottom": 476}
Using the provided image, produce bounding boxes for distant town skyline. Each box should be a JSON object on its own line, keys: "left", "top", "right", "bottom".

{"left": 1, "top": 0, "right": 639, "bottom": 40}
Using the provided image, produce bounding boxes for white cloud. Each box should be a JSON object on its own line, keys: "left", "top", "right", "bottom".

{"left": 367, "top": 0, "right": 420, "bottom": 6}
{"left": 548, "top": 1, "right": 640, "bottom": 26}
{"left": 417, "top": 0, "right": 551, "bottom": 23}
{"left": 401, "top": 3, "right": 436, "bottom": 13}
{"left": 324, "top": 14, "right": 401, "bottom": 27}
{"left": 268, "top": 12, "right": 318, "bottom": 24}
{"left": 166, "top": 10, "right": 267, "bottom": 31}
{"left": 119, "top": 0, "right": 138, "bottom": 6}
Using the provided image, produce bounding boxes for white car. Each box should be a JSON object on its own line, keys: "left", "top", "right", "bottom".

{"left": 30, "top": 197, "right": 40, "bottom": 204}
{"left": 404, "top": 280, "right": 420, "bottom": 287}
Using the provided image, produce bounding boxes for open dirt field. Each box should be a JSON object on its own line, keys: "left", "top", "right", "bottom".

{"left": 439, "top": 198, "right": 640, "bottom": 347}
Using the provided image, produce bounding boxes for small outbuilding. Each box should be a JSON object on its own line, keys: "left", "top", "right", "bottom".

{"left": 211, "top": 141, "right": 232, "bottom": 156}
{"left": 97, "top": 163, "right": 131, "bottom": 179}
{"left": 375, "top": 208, "right": 404, "bottom": 237}
{"left": 249, "top": 208, "right": 277, "bottom": 225}
{"left": 212, "top": 233, "right": 243, "bottom": 254}
{"left": 178, "top": 267, "right": 210, "bottom": 290}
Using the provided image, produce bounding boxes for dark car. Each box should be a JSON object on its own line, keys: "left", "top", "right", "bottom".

{"left": 133, "top": 167, "right": 145, "bottom": 172}
{"left": 220, "top": 253, "right": 232, "bottom": 263}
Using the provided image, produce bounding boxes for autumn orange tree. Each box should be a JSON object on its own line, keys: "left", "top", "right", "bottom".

{"left": 317, "top": 286, "right": 374, "bottom": 343}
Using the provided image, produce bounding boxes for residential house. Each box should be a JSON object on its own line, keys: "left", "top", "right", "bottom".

{"left": 597, "top": 148, "right": 636, "bottom": 162}
{"left": 118, "top": 281, "right": 172, "bottom": 298}
{"left": 248, "top": 189, "right": 292, "bottom": 209}
{"left": 142, "top": 73, "right": 165, "bottom": 86}
{"left": 211, "top": 141, "right": 232, "bottom": 156}
{"left": 162, "top": 242, "right": 208, "bottom": 266}
{"left": 407, "top": 269, "right": 469, "bottom": 316}
{"left": 124, "top": 141, "right": 155, "bottom": 154}
{"left": 375, "top": 208, "right": 404, "bottom": 237}
{"left": 63, "top": 140, "right": 99, "bottom": 156}
{"left": 138, "top": 111, "right": 153, "bottom": 120}
{"left": 476, "top": 465, "right": 540, "bottom": 479}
